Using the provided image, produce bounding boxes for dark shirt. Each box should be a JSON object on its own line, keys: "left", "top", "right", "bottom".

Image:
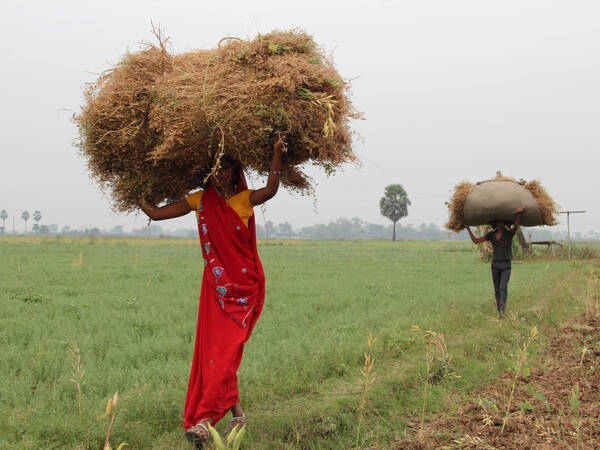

{"left": 486, "top": 229, "right": 514, "bottom": 261}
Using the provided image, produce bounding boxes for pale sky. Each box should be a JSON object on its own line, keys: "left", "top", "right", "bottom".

{"left": 1, "top": 0, "right": 598, "bottom": 233}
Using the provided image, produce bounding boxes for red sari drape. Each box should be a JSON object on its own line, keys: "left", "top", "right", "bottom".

{"left": 184, "top": 173, "right": 265, "bottom": 429}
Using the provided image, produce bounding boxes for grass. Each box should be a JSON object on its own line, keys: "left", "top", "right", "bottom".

{"left": 355, "top": 333, "right": 377, "bottom": 448}
{"left": 500, "top": 326, "right": 538, "bottom": 435}
{"left": 0, "top": 237, "right": 596, "bottom": 448}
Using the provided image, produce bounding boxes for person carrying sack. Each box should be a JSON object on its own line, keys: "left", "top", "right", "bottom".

{"left": 466, "top": 207, "right": 524, "bottom": 317}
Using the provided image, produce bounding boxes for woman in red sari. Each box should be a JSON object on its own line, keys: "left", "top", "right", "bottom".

{"left": 139, "top": 138, "right": 284, "bottom": 447}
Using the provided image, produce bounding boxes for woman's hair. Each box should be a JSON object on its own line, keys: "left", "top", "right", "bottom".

{"left": 220, "top": 154, "right": 240, "bottom": 188}
{"left": 193, "top": 154, "right": 240, "bottom": 190}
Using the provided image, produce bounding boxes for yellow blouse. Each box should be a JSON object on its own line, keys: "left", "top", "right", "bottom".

{"left": 186, "top": 189, "right": 254, "bottom": 227}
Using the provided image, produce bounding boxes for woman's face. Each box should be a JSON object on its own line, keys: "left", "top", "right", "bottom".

{"left": 211, "top": 163, "right": 234, "bottom": 190}
{"left": 497, "top": 221, "right": 505, "bottom": 229}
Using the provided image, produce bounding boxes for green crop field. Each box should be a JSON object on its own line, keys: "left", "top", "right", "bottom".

{"left": 0, "top": 236, "right": 597, "bottom": 449}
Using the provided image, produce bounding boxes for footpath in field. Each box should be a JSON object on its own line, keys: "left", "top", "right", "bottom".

{"left": 396, "top": 312, "right": 600, "bottom": 449}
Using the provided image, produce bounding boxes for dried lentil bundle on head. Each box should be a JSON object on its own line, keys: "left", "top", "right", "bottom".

{"left": 445, "top": 173, "right": 559, "bottom": 232}
{"left": 75, "top": 28, "right": 361, "bottom": 212}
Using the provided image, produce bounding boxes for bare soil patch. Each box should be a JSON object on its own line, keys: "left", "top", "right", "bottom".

{"left": 396, "top": 315, "right": 600, "bottom": 449}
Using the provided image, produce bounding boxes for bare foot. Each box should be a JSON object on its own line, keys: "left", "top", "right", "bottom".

{"left": 185, "top": 418, "right": 210, "bottom": 449}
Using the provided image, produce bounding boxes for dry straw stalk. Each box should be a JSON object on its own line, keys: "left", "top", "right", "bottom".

{"left": 499, "top": 326, "right": 538, "bottom": 435}
{"left": 355, "top": 333, "right": 377, "bottom": 448}
{"left": 68, "top": 344, "right": 85, "bottom": 422}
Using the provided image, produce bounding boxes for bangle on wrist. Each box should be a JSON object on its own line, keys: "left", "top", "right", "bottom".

{"left": 270, "top": 170, "right": 280, "bottom": 175}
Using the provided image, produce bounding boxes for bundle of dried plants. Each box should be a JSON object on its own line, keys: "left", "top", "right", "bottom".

{"left": 76, "top": 26, "right": 361, "bottom": 212}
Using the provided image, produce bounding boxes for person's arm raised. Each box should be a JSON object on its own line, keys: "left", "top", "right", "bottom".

{"left": 511, "top": 207, "right": 524, "bottom": 234}
{"left": 250, "top": 136, "right": 284, "bottom": 206}
{"left": 466, "top": 226, "right": 488, "bottom": 244}
{"left": 138, "top": 198, "right": 192, "bottom": 221}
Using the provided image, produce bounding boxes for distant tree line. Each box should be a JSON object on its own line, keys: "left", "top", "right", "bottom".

{"left": 0, "top": 209, "right": 47, "bottom": 234}
{"left": 256, "top": 218, "right": 461, "bottom": 240}
{"left": 1, "top": 210, "right": 598, "bottom": 241}
{"left": 221, "top": 220, "right": 596, "bottom": 241}
{"left": 257, "top": 220, "right": 600, "bottom": 241}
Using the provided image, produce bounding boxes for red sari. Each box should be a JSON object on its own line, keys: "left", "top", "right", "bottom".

{"left": 184, "top": 174, "right": 265, "bottom": 429}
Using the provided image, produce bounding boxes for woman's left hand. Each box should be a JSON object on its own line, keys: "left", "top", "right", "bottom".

{"left": 515, "top": 207, "right": 525, "bottom": 214}
{"left": 274, "top": 133, "right": 287, "bottom": 152}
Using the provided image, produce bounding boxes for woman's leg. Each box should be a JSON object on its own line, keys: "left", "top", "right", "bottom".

{"left": 185, "top": 417, "right": 211, "bottom": 449}
{"left": 223, "top": 402, "right": 247, "bottom": 436}
{"left": 185, "top": 290, "right": 252, "bottom": 429}
{"left": 230, "top": 402, "right": 244, "bottom": 418}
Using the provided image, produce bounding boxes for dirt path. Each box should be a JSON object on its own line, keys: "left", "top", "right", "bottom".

{"left": 395, "top": 314, "right": 600, "bottom": 449}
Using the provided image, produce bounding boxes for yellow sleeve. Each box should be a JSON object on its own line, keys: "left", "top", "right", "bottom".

{"left": 235, "top": 189, "right": 254, "bottom": 218}
{"left": 228, "top": 189, "right": 254, "bottom": 226}
{"left": 185, "top": 191, "right": 204, "bottom": 211}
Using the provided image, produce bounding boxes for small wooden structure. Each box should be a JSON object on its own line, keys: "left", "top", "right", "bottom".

{"left": 530, "top": 240, "right": 563, "bottom": 257}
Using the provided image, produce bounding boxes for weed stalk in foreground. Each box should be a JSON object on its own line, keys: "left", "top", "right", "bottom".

{"left": 103, "top": 391, "right": 128, "bottom": 450}
{"left": 355, "top": 333, "right": 377, "bottom": 449}
{"left": 420, "top": 339, "right": 433, "bottom": 441}
{"left": 569, "top": 383, "right": 582, "bottom": 449}
{"left": 584, "top": 270, "right": 599, "bottom": 320}
{"left": 411, "top": 326, "right": 460, "bottom": 441}
{"left": 500, "top": 326, "right": 538, "bottom": 435}
{"left": 68, "top": 344, "right": 85, "bottom": 422}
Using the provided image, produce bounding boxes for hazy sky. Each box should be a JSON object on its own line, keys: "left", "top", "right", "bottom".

{"left": 1, "top": 0, "right": 598, "bottom": 233}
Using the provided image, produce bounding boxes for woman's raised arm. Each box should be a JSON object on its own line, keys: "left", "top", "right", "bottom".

{"left": 250, "top": 136, "right": 284, "bottom": 206}
{"left": 138, "top": 198, "right": 192, "bottom": 221}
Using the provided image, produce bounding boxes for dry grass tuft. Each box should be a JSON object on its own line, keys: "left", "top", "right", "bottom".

{"left": 584, "top": 269, "right": 600, "bottom": 320}
{"left": 411, "top": 326, "right": 460, "bottom": 441}
{"left": 68, "top": 344, "right": 85, "bottom": 421}
{"left": 444, "top": 181, "right": 474, "bottom": 232}
{"left": 356, "top": 333, "right": 377, "bottom": 448}
{"left": 523, "top": 179, "right": 559, "bottom": 226}
{"left": 500, "top": 326, "right": 538, "bottom": 435}
{"left": 75, "top": 26, "right": 361, "bottom": 212}
{"left": 103, "top": 391, "right": 128, "bottom": 450}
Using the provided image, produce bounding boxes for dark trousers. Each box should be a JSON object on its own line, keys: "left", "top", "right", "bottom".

{"left": 491, "top": 261, "right": 511, "bottom": 314}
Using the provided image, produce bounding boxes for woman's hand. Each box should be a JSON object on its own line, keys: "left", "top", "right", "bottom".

{"left": 515, "top": 207, "right": 525, "bottom": 214}
{"left": 249, "top": 136, "right": 284, "bottom": 206}
{"left": 274, "top": 133, "right": 287, "bottom": 152}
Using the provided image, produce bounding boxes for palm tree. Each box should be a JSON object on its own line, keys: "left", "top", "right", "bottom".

{"left": 380, "top": 184, "right": 411, "bottom": 241}
{"left": 0, "top": 210, "right": 7, "bottom": 233}
{"left": 33, "top": 210, "right": 42, "bottom": 233}
{"left": 21, "top": 211, "right": 30, "bottom": 233}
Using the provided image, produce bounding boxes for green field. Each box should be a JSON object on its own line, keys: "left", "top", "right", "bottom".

{"left": 0, "top": 237, "right": 596, "bottom": 449}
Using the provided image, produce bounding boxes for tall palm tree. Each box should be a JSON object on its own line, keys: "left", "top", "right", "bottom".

{"left": 21, "top": 211, "right": 30, "bottom": 233}
{"left": 380, "top": 184, "right": 411, "bottom": 241}
{"left": 33, "top": 210, "right": 42, "bottom": 233}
